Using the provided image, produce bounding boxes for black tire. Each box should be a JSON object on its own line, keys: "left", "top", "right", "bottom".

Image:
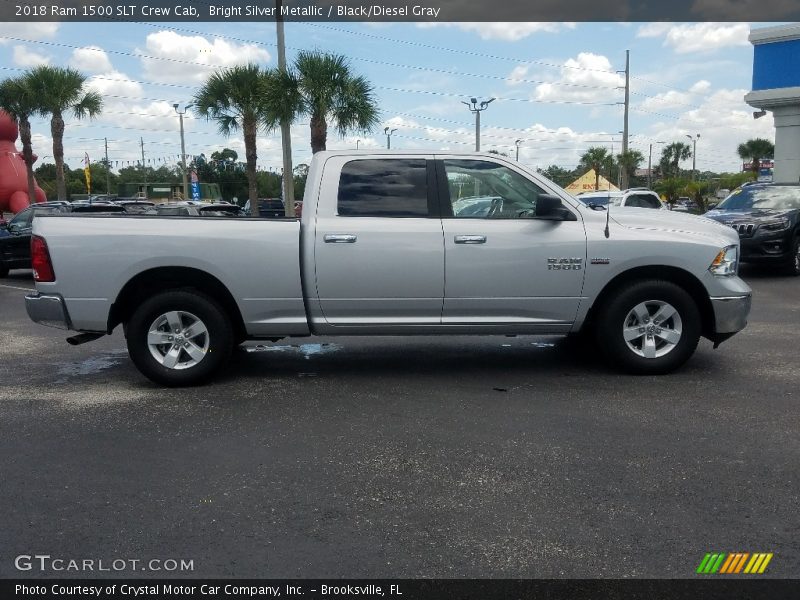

{"left": 595, "top": 280, "right": 701, "bottom": 375}
{"left": 785, "top": 235, "right": 800, "bottom": 277}
{"left": 126, "top": 290, "right": 233, "bottom": 387}
{"left": 0, "top": 265, "right": 8, "bottom": 278}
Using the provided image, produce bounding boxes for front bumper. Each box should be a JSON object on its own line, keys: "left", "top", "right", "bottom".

{"left": 25, "top": 293, "right": 72, "bottom": 330}
{"left": 709, "top": 294, "right": 752, "bottom": 345}
{"left": 739, "top": 232, "right": 794, "bottom": 263}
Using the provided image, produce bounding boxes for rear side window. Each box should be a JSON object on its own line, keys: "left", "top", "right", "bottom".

{"left": 626, "top": 193, "right": 661, "bottom": 209}
{"left": 338, "top": 159, "right": 428, "bottom": 217}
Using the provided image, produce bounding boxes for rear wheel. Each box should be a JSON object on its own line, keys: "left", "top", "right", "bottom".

{"left": 595, "top": 280, "right": 701, "bottom": 375}
{"left": 126, "top": 290, "right": 233, "bottom": 386}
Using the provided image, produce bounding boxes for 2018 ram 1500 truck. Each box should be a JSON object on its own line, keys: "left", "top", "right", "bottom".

{"left": 25, "top": 152, "right": 752, "bottom": 386}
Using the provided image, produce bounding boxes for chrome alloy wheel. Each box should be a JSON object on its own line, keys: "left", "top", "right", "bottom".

{"left": 147, "top": 311, "right": 210, "bottom": 370}
{"left": 622, "top": 300, "right": 683, "bottom": 359}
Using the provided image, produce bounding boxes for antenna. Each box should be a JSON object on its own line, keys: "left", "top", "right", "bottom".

{"left": 604, "top": 202, "right": 611, "bottom": 238}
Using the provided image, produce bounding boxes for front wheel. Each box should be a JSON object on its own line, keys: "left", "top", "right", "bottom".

{"left": 126, "top": 290, "right": 233, "bottom": 386}
{"left": 595, "top": 280, "right": 701, "bottom": 375}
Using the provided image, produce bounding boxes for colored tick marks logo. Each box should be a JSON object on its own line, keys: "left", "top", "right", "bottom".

{"left": 697, "top": 552, "right": 773, "bottom": 575}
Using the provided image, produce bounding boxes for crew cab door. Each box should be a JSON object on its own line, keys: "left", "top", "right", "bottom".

{"left": 311, "top": 155, "right": 444, "bottom": 330}
{"left": 438, "top": 158, "right": 586, "bottom": 332}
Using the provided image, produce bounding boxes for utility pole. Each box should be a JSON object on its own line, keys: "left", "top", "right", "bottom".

{"left": 105, "top": 137, "right": 111, "bottom": 195}
{"left": 686, "top": 134, "right": 700, "bottom": 180}
{"left": 276, "top": 0, "right": 296, "bottom": 217}
{"left": 515, "top": 139, "right": 522, "bottom": 161}
{"left": 648, "top": 143, "right": 653, "bottom": 189}
{"left": 462, "top": 97, "right": 495, "bottom": 152}
{"left": 140, "top": 137, "right": 146, "bottom": 190}
{"left": 384, "top": 127, "right": 397, "bottom": 149}
{"left": 620, "top": 50, "right": 631, "bottom": 189}
{"left": 173, "top": 104, "right": 191, "bottom": 201}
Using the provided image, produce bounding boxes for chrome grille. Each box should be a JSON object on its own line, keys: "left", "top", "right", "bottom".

{"left": 730, "top": 223, "right": 755, "bottom": 236}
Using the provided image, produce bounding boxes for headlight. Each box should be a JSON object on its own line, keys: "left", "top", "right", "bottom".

{"left": 760, "top": 218, "right": 791, "bottom": 232}
{"left": 709, "top": 245, "right": 739, "bottom": 276}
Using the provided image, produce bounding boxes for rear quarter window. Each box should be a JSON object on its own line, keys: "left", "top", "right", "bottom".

{"left": 337, "top": 159, "right": 429, "bottom": 217}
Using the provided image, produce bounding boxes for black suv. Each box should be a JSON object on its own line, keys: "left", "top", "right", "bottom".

{"left": 0, "top": 203, "right": 125, "bottom": 277}
{"left": 705, "top": 183, "right": 800, "bottom": 276}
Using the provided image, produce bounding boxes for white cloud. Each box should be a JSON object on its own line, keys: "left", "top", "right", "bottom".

{"left": 416, "top": 22, "right": 575, "bottom": 42}
{"left": 12, "top": 45, "right": 50, "bottom": 67}
{"left": 69, "top": 46, "right": 114, "bottom": 74}
{"left": 506, "top": 65, "right": 530, "bottom": 86}
{"left": 643, "top": 87, "right": 775, "bottom": 172}
{"left": 138, "top": 30, "right": 271, "bottom": 85}
{"left": 534, "top": 53, "right": 624, "bottom": 104}
{"left": 0, "top": 23, "right": 59, "bottom": 44}
{"left": 636, "top": 23, "right": 750, "bottom": 54}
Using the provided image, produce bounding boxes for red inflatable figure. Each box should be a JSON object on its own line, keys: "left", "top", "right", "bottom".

{"left": 0, "top": 110, "right": 47, "bottom": 214}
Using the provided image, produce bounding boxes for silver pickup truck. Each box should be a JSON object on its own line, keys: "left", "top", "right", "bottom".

{"left": 26, "top": 152, "right": 751, "bottom": 386}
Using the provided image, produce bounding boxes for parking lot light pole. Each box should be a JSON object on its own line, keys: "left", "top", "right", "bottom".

{"left": 384, "top": 127, "right": 397, "bottom": 150}
{"left": 174, "top": 103, "right": 192, "bottom": 200}
{"left": 686, "top": 133, "right": 700, "bottom": 180}
{"left": 462, "top": 97, "right": 495, "bottom": 152}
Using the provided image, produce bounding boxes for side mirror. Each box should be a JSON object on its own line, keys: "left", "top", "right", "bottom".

{"left": 535, "top": 194, "right": 576, "bottom": 221}
{"left": 7, "top": 223, "right": 19, "bottom": 233}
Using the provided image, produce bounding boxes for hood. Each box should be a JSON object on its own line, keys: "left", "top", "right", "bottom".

{"left": 609, "top": 207, "right": 739, "bottom": 245}
{"left": 704, "top": 208, "right": 797, "bottom": 223}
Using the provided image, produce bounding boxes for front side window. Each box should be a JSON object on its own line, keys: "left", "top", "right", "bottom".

{"left": 10, "top": 208, "right": 33, "bottom": 228}
{"left": 445, "top": 160, "right": 550, "bottom": 219}
{"left": 337, "top": 159, "right": 429, "bottom": 217}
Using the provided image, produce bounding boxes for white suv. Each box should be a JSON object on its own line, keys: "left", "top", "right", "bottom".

{"left": 577, "top": 188, "right": 665, "bottom": 210}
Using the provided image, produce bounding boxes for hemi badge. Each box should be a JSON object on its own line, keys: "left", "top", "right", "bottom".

{"left": 591, "top": 258, "right": 611, "bottom": 265}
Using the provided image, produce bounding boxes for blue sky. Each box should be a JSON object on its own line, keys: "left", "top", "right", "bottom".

{"left": 0, "top": 21, "right": 780, "bottom": 176}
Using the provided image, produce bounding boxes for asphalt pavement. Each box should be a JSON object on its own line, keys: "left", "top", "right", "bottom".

{"left": 0, "top": 267, "right": 798, "bottom": 578}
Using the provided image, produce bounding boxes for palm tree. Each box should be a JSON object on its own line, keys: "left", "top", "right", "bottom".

{"left": 659, "top": 142, "right": 692, "bottom": 179}
{"left": 194, "top": 64, "right": 271, "bottom": 216}
{"left": 24, "top": 66, "right": 102, "bottom": 201}
{"left": 261, "top": 51, "right": 379, "bottom": 154}
{"left": 579, "top": 147, "right": 611, "bottom": 191}
{"left": 0, "top": 77, "right": 41, "bottom": 209}
{"left": 737, "top": 138, "right": 774, "bottom": 178}
{"left": 616, "top": 149, "right": 644, "bottom": 189}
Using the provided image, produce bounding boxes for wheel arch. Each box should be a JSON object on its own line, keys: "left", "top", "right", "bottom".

{"left": 108, "top": 266, "right": 246, "bottom": 342}
{"left": 582, "top": 265, "right": 715, "bottom": 339}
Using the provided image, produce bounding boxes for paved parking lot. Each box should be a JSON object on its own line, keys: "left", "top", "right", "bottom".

{"left": 1, "top": 267, "right": 798, "bottom": 578}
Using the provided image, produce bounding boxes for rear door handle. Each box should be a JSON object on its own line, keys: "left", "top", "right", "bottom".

{"left": 324, "top": 234, "right": 358, "bottom": 244}
{"left": 454, "top": 235, "right": 487, "bottom": 244}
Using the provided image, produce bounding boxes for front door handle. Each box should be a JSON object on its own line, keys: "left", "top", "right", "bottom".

{"left": 324, "top": 234, "right": 358, "bottom": 244}
{"left": 454, "top": 235, "right": 487, "bottom": 245}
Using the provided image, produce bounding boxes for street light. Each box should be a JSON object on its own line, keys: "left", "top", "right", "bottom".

{"left": 686, "top": 133, "right": 700, "bottom": 180}
{"left": 384, "top": 127, "right": 397, "bottom": 150}
{"left": 462, "top": 97, "right": 495, "bottom": 152}
{"left": 515, "top": 139, "right": 522, "bottom": 161}
{"left": 174, "top": 103, "right": 193, "bottom": 200}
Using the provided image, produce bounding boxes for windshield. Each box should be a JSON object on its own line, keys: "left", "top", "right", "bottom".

{"left": 716, "top": 186, "right": 800, "bottom": 211}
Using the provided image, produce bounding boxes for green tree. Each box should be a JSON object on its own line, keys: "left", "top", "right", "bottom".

{"left": 736, "top": 138, "right": 774, "bottom": 178}
{"left": 538, "top": 165, "right": 576, "bottom": 188}
{"left": 261, "top": 51, "right": 380, "bottom": 154}
{"left": 0, "top": 77, "right": 41, "bottom": 207}
{"left": 194, "top": 64, "right": 271, "bottom": 216}
{"left": 24, "top": 66, "right": 102, "bottom": 201}
{"left": 659, "top": 142, "right": 692, "bottom": 179}
{"left": 654, "top": 177, "right": 686, "bottom": 206}
{"left": 579, "top": 147, "right": 611, "bottom": 191}
{"left": 616, "top": 149, "right": 644, "bottom": 190}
